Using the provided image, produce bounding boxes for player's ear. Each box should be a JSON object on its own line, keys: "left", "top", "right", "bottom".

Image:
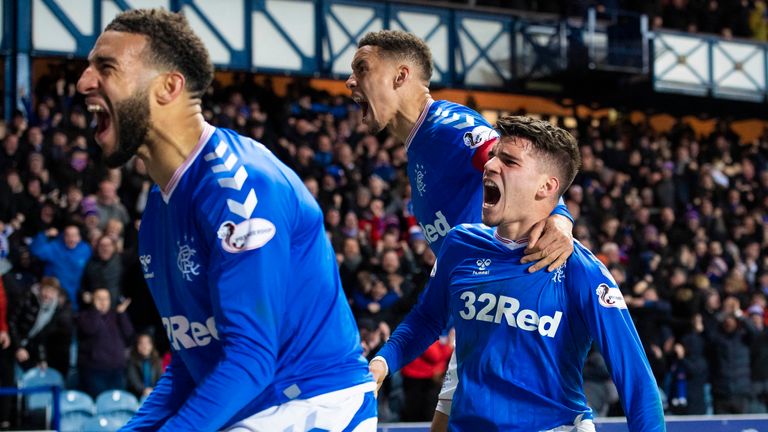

{"left": 394, "top": 64, "right": 409, "bottom": 88}
{"left": 154, "top": 71, "right": 186, "bottom": 105}
{"left": 537, "top": 176, "right": 560, "bottom": 200}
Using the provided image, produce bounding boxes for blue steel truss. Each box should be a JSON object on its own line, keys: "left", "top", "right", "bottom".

{"left": 1, "top": 0, "right": 766, "bottom": 119}
{"left": 251, "top": 0, "right": 316, "bottom": 74}
{"left": 653, "top": 30, "right": 768, "bottom": 102}
{"left": 514, "top": 19, "right": 566, "bottom": 80}
{"left": 321, "top": 0, "right": 386, "bottom": 76}
{"left": 0, "top": 0, "right": 10, "bottom": 54}
{"left": 180, "top": 0, "right": 249, "bottom": 69}
{"left": 454, "top": 11, "right": 514, "bottom": 87}
{"left": 32, "top": 0, "right": 99, "bottom": 57}
{"left": 389, "top": 4, "right": 452, "bottom": 85}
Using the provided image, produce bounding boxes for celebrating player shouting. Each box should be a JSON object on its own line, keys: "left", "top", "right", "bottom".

{"left": 347, "top": 30, "right": 574, "bottom": 429}
{"left": 78, "top": 9, "right": 375, "bottom": 431}
{"left": 371, "top": 116, "right": 665, "bottom": 431}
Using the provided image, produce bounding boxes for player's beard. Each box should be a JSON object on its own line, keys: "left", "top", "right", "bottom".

{"left": 104, "top": 88, "right": 152, "bottom": 168}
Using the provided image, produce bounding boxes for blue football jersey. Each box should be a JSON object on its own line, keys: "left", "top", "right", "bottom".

{"left": 406, "top": 100, "right": 571, "bottom": 253}
{"left": 126, "top": 124, "right": 371, "bottom": 431}
{"left": 378, "top": 224, "right": 665, "bottom": 431}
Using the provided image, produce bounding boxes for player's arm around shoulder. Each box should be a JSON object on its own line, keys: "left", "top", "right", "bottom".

{"left": 521, "top": 211, "right": 574, "bottom": 273}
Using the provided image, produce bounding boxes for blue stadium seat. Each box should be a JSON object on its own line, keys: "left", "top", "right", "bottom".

{"left": 19, "top": 367, "right": 64, "bottom": 411}
{"left": 19, "top": 367, "right": 64, "bottom": 388}
{"left": 60, "top": 389, "right": 96, "bottom": 415}
{"left": 81, "top": 415, "right": 123, "bottom": 432}
{"left": 95, "top": 389, "right": 139, "bottom": 415}
{"left": 102, "top": 410, "right": 134, "bottom": 428}
{"left": 60, "top": 411, "right": 95, "bottom": 432}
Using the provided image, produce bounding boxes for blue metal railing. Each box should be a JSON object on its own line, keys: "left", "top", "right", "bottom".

{"left": 0, "top": 384, "right": 62, "bottom": 431}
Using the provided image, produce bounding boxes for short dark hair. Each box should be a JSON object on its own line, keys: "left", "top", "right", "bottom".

{"left": 105, "top": 8, "right": 214, "bottom": 98}
{"left": 495, "top": 116, "right": 581, "bottom": 197}
{"left": 358, "top": 30, "right": 433, "bottom": 83}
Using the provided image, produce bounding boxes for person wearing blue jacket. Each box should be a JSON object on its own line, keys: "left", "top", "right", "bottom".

{"left": 370, "top": 116, "right": 665, "bottom": 431}
{"left": 76, "top": 8, "right": 375, "bottom": 431}
{"left": 29, "top": 225, "right": 91, "bottom": 309}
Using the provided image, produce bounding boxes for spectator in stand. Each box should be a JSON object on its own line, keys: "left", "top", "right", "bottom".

{"left": 0, "top": 278, "right": 8, "bottom": 348}
{"left": 705, "top": 313, "right": 753, "bottom": 414}
{"left": 400, "top": 335, "right": 453, "bottom": 421}
{"left": 7, "top": 277, "right": 73, "bottom": 376}
{"left": 80, "top": 235, "right": 123, "bottom": 308}
{"left": 126, "top": 333, "right": 163, "bottom": 399}
{"left": 77, "top": 287, "right": 133, "bottom": 398}
{"left": 94, "top": 180, "right": 130, "bottom": 230}
{"left": 59, "top": 147, "right": 101, "bottom": 195}
{"left": 0, "top": 214, "right": 23, "bottom": 276}
{"left": 627, "top": 282, "right": 673, "bottom": 387}
{"left": 339, "top": 237, "right": 367, "bottom": 299}
{"left": 0, "top": 134, "right": 22, "bottom": 176}
{"left": 353, "top": 273, "right": 401, "bottom": 323}
{"left": 358, "top": 317, "right": 388, "bottom": 361}
{"left": 0, "top": 277, "right": 11, "bottom": 430}
{"left": 748, "top": 305, "right": 768, "bottom": 412}
{"left": 29, "top": 224, "right": 91, "bottom": 309}
{"left": 674, "top": 315, "right": 710, "bottom": 415}
{"left": 751, "top": 0, "right": 768, "bottom": 40}
{"left": 583, "top": 346, "right": 620, "bottom": 416}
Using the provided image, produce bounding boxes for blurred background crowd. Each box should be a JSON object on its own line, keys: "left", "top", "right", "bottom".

{"left": 0, "top": 47, "right": 766, "bottom": 428}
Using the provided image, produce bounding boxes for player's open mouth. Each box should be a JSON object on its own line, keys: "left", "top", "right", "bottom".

{"left": 352, "top": 95, "right": 370, "bottom": 120}
{"left": 483, "top": 180, "right": 501, "bottom": 207}
{"left": 87, "top": 103, "right": 112, "bottom": 143}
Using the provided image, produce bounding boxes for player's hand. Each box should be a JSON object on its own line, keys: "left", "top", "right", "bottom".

{"left": 45, "top": 227, "right": 59, "bottom": 238}
{"left": 0, "top": 331, "right": 10, "bottom": 349}
{"left": 369, "top": 358, "right": 387, "bottom": 396}
{"left": 521, "top": 215, "right": 574, "bottom": 272}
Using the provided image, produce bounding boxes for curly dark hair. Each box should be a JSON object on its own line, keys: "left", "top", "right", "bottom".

{"left": 358, "top": 30, "right": 433, "bottom": 83}
{"left": 105, "top": 8, "right": 213, "bottom": 98}
{"left": 495, "top": 116, "right": 581, "bottom": 197}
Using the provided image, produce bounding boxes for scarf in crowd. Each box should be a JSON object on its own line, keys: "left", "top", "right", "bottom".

{"left": 28, "top": 294, "right": 59, "bottom": 338}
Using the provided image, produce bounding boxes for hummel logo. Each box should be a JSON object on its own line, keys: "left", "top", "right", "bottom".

{"left": 139, "top": 255, "right": 154, "bottom": 279}
{"left": 473, "top": 258, "right": 491, "bottom": 275}
{"left": 139, "top": 255, "right": 151, "bottom": 273}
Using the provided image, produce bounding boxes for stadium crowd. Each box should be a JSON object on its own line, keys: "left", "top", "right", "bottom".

{"left": 0, "top": 64, "right": 766, "bottom": 427}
